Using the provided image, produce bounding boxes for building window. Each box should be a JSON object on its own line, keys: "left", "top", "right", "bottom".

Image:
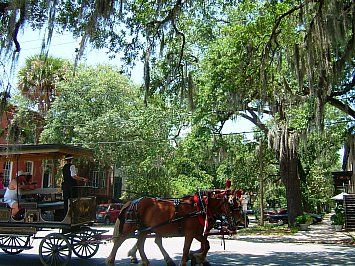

{"left": 42, "top": 160, "right": 53, "bottom": 188}
{"left": 3, "top": 161, "right": 12, "bottom": 187}
{"left": 90, "top": 171, "right": 106, "bottom": 188}
{"left": 100, "top": 172, "right": 106, "bottom": 188}
{"left": 25, "top": 161, "right": 33, "bottom": 175}
{"left": 91, "top": 171, "right": 99, "bottom": 188}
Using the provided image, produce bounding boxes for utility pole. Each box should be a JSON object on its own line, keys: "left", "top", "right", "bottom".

{"left": 259, "top": 140, "right": 264, "bottom": 226}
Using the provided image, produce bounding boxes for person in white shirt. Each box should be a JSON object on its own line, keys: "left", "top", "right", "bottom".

{"left": 4, "top": 170, "right": 36, "bottom": 218}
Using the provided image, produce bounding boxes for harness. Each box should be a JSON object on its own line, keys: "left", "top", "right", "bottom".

{"left": 119, "top": 190, "right": 235, "bottom": 237}
{"left": 125, "top": 198, "right": 142, "bottom": 224}
{"left": 193, "top": 190, "right": 213, "bottom": 235}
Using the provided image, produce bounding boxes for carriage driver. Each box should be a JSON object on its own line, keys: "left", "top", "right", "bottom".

{"left": 62, "top": 155, "right": 89, "bottom": 216}
{"left": 4, "top": 170, "right": 36, "bottom": 219}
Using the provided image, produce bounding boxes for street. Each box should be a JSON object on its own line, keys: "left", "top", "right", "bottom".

{"left": 0, "top": 225, "right": 354, "bottom": 266}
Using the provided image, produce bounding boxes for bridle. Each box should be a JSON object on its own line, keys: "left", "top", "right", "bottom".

{"left": 202, "top": 190, "right": 241, "bottom": 230}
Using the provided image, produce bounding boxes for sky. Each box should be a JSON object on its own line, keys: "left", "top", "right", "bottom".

{"left": 10, "top": 28, "right": 256, "bottom": 139}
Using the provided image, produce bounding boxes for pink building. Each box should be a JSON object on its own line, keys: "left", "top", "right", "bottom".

{"left": 0, "top": 109, "right": 120, "bottom": 203}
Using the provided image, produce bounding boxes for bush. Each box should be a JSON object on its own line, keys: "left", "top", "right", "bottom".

{"left": 331, "top": 205, "right": 344, "bottom": 225}
{"left": 295, "top": 214, "right": 312, "bottom": 225}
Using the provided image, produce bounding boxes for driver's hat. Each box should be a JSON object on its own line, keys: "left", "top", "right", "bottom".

{"left": 64, "top": 155, "right": 74, "bottom": 160}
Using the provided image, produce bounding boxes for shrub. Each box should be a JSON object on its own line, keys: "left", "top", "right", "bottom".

{"left": 295, "top": 214, "right": 312, "bottom": 225}
{"left": 331, "top": 205, "right": 345, "bottom": 225}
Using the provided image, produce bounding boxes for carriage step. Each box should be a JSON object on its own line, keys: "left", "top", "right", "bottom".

{"left": 0, "top": 227, "right": 36, "bottom": 235}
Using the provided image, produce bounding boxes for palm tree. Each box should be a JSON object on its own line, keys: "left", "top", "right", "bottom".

{"left": 17, "top": 55, "right": 71, "bottom": 117}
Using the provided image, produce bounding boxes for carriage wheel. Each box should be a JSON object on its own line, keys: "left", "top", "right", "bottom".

{"left": 39, "top": 233, "right": 72, "bottom": 266}
{"left": 71, "top": 227, "right": 99, "bottom": 259}
{"left": 0, "top": 235, "right": 30, "bottom": 255}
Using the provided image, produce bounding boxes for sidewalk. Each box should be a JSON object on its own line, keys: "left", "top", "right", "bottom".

{"left": 234, "top": 214, "right": 355, "bottom": 245}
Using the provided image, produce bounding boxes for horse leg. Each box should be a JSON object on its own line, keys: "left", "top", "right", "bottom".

{"left": 127, "top": 243, "right": 139, "bottom": 264}
{"left": 188, "top": 238, "right": 204, "bottom": 263}
{"left": 137, "top": 233, "right": 153, "bottom": 266}
{"left": 154, "top": 235, "right": 176, "bottom": 266}
{"left": 190, "top": 235, "right": 210, "bottom": 266}
{"left": 127, "top": 235, "right": 175, "bottom": 266}
{"left": 179, "top": 235, "right": 193, "bottom": 266}
{"left": 106, "top": 217, "right": 136, "bottom": 266}
{"left": 105, "top": 235, "right": 127, "bottom": 266}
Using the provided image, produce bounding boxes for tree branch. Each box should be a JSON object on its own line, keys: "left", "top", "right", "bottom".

{"left": 327, "top": 96, "right": 355, "bottom": 119}
{"left": 330, "top": 74, "right": 355, "bottom": 97}
{"left": 146, "top": 0, "right": 182, "bottom": 30}
{"left": 12, "top": 2, "right": 26, "bottom": 53}
{"left": 238, "top": 108, "right": 269, "bottom": 135}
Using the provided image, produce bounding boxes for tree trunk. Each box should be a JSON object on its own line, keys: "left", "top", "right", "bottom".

{"left": 279, "top": 149, "right": 303, "bottom": 225}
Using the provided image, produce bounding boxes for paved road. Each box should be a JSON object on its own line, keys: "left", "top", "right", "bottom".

{"left": 0, "top": 226, "right": 354, "bottom": 266}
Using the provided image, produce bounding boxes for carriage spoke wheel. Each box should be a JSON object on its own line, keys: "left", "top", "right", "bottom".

{"left": 0, "top": 235, "right": 30, "bottom": 255}
{"left": 39, "top": 233, "right": 71, "bottom": 266}
{"left": 71, "top": 227, "right": 99, "bottom": 259}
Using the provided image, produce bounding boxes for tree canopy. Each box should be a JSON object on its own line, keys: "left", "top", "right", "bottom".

{"left": 0, "top": 0, "right": 354, "bottom": 222}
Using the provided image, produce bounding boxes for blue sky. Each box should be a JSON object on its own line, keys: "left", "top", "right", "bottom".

{"left": 16, "top": 29, "right": 143, "bottom": 83}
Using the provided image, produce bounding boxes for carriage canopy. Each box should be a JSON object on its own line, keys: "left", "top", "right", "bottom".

{"left": 0, "top": 144, "right": 93, "bottom": 161}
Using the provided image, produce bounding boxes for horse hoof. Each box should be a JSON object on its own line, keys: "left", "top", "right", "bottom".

{"left": 187, "top": 253, "right": 194, "bottom": 262}
{"left": 190, "top": 256, "right": 197, "bottom": 266}
{"left": 138, "top": 261, "right": 153, "bottom": 266}
{"left": 166, "top": 259, "right": 176, "bottom": 266}
{"left": 131, "top": 257, "right": 139, "bottom": 263}
{"left": 203, "top": 262, "right": 211, "bottom": 266}
{"left": 105, "top": 258, "right": 115, "bottom": 266}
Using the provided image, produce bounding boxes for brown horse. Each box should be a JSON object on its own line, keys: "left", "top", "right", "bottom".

{"left": 106, "top": 189, "right": 241, "bottom": 266}
{"left": 126, "top": 190, "right": 243, "bottom": 265}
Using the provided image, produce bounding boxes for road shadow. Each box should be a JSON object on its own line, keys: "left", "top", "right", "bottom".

{"left": 1, "top": 243, "right": 355, "bottom": 265}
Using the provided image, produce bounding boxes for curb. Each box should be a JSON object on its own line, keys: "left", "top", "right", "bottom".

{"left": 229, "top": 215, "right": 355, "bottom": 245}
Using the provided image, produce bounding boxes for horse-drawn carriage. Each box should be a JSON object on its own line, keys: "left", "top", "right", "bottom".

{"left": 0, "top": 144, "right": 244, "bottom": 266}
{"left": 0, "top": 144, "right": 106, "bottom": 266}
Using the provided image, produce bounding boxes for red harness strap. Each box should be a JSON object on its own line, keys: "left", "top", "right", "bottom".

{"left": 193, "top": 194, "right": 213, "bottom": 234}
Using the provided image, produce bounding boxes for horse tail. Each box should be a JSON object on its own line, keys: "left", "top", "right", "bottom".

{"left": 113, "top": 201, "right": 131, "bottom": 238}
{"left": 112, "top": 216, "right": 121, "bottom": 239}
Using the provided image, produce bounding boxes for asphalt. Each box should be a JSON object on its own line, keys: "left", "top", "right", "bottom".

{"left": 233, "top": 213, "right": 355, "bottom": 245}
{"left": 1, "top": 214, "right": 354, "bottom": 266}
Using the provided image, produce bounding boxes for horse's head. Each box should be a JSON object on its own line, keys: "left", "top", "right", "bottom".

{"left": 226, "top": 190, "right": 244, "bottom": 230}
{"left": 204, "top": 189, "right": 243, "bottom": 231}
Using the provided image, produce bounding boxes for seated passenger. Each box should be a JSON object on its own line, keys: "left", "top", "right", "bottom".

{"left": 4, "top": 170, "right": 36, "bottom": 218}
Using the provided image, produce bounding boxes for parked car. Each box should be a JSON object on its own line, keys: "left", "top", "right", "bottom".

{"left": 214, "top": 213, "right": 249, "bottom": 230}
{"left": 96, "top": 203, "right": 123, "bottom": 224}
{"left": 263, "top": 208, "right": 278, "bottom": 220}
{"left": 268, "top": 209, "right": 323, "bottom": 225}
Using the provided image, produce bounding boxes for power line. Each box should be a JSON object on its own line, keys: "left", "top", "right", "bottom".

{"left": 20, "top": 33, "right": 74, "bottom": 44}
{"left": 21, "top": 41, "right": 79, "bottom": 51}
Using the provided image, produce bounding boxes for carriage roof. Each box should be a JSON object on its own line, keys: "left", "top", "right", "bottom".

{"left": 0, "top": 144, "right": 93, "bottom": 161}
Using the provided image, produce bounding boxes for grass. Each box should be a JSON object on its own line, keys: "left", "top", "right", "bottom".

{"left": 237, "top": 223, "right": 297, "bottom": 235}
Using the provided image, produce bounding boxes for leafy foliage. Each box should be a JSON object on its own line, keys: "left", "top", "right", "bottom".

{"left": 1, "top": 1, "right": 353, "bottom": 213}
{"left": 40, "top": 64, "right": 179, "bottom": 197}
{"left": 331, "top": 205, "right": 345, "bottom": 225}
{"left": 295, "top": 214, "right": 312, "bottom": 225}
{"left": 17, "top": 55, "right": 70, "bottom": 117}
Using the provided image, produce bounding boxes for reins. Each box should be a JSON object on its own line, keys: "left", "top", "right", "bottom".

{"left": 137, "top": 209, "right": 204, "bottom": 235}
{"left": 137, "top": 190, "right": 233, "bottom": 236}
